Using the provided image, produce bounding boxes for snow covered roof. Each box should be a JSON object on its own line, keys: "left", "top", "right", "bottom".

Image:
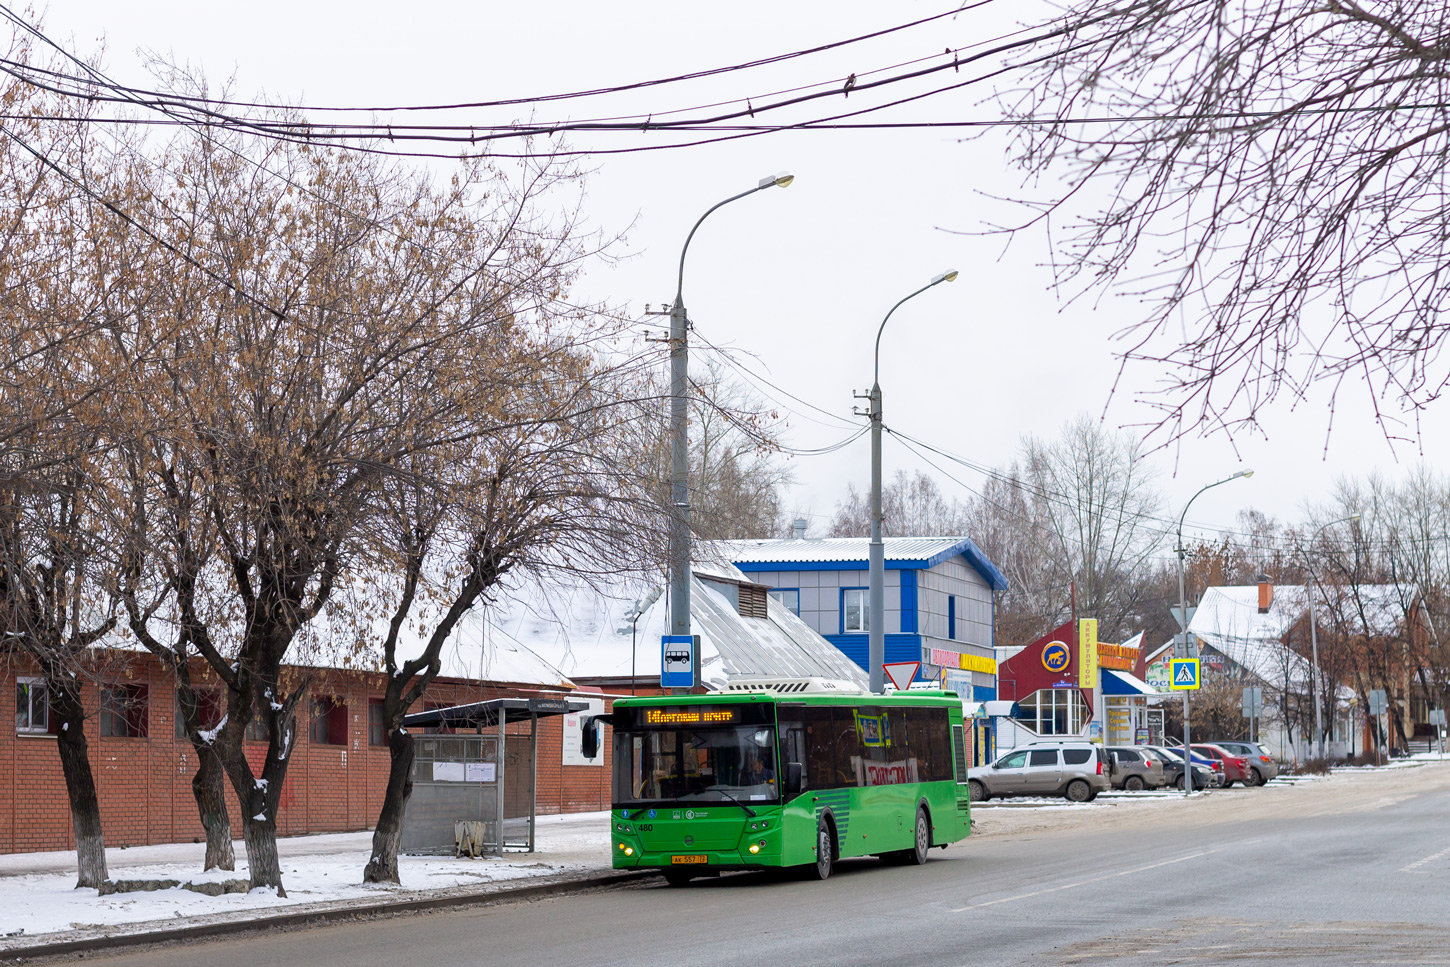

{"left": 1182, "top": 583, "right": 1415, "bottom": 688}
{"left": 717, "top": 536, "right": 1008, "bottom": 591}
{"left": 391, "top": 608, "right": 576, "bottom": 689}
{"left": 481, "top": 566, "right": 868, "bottom": 691}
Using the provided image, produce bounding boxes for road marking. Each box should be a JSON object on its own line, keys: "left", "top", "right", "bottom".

{"left": 1398, "top": 844, "right": 1450, "bottom": 873}
{"left": 950, "top": 850, "right": 1216, "bottom": 912}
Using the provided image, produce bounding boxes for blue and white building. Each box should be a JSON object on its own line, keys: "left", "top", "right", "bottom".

{"left": 713, "top": 536, "right": 1007, "bottom": 700}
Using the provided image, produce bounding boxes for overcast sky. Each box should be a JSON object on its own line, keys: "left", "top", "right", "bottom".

{"left": 39, "top": 0, "right": 1450, "bottom": 563}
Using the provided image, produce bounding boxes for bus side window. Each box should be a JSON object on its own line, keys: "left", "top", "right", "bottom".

{"left": 799, "top": 706, "right": 835, "bottom": 792}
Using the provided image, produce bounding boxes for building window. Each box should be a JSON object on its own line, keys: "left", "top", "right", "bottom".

{"left": 16, "top": 677, "right": 49, "bottom": 734}
{"left": 101, "top": 683, "right": 149, "bottom": 738}
{"left": 246, "top": 693, "right": 272, "bottom": 743}
{"left": 175, "top": 688, "right": 224, "bottom": 739}
{"left": 842, "top": 588, "right": 869, "bottom": 633}
{"left": 948, "top": 595, "right": 957, "bottom": 641}
{"left": 768, "top": 588, "right": 800, "bottom": 616}
{"left": 1015, "top": 688, "right": 1087, "bottom": 736}
{"left": 310, "top": 696, "right": 348, "bottom": 745}
{"left": 368, "top": 699, "right": 387, "bottom": 746}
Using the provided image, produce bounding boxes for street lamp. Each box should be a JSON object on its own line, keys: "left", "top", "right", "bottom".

{"left": 1299, "top": 514, "right": 1360, "bottom": 760}
{"left": 866, "top": 269, "right": 958, "bottom": 693}
{"left": 1175, "top": 468, "right": 1254, "bottom": 795}
{"left": 667, "top": 172, "right": 793, "bottom": 692}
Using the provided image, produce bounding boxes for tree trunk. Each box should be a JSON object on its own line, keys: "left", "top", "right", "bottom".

{"left": 241, "top": 814, "right": 285, "bottom": 897}
{"left": 192, "top": 748, "right": 235, "bottom": 871}
{"left": 50, "top": 680, "right": 107, "bottom": 889}
{"left": 363, "top": 725, "right": 415, "bottom": 885}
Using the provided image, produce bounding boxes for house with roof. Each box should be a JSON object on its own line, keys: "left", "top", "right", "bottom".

{"left": 713, "top": 536, "right": 1007, "bottom": 700}
{"left": 1140, "top": 584, "right": 1424, "bottom": 760}
{"left": 482, "top": 561, "right": 869, "bottom": 693}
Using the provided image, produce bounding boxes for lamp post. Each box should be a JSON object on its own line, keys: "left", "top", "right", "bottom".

{"left": 667, "top": 173, "right": 793, "bottom": 693}
{"left": 867, "top": 270, "right": 958, "bottom": 693}
{"left": 1299, "top": 514, "right": 1360, "bottom": 760}
{"left": 1175, "top": 469, "right": 1254, "bottom": 795}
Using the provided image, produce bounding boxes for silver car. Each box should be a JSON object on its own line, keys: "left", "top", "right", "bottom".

{"left": 967, "top": 741, "right": 1111, "bottom": 803}
{"left": 1107, "top": 745, "right": 1166, "bottom": 791}
{"left": 1210, "top": 740, "right": 1280, "bottom": 785}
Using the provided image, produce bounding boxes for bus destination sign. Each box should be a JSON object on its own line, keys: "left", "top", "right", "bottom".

{"left": 644, "top": 707, "right": 740, "bottom": 726}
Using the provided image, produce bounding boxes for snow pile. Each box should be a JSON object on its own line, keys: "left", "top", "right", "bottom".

{"left": 0, "top": 812, "right": 610, "bottom": 939}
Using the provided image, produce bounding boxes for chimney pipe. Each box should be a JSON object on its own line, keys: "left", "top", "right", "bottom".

{"left": 792, "top": 517, "right": 808, "bottom": 540}
{"left": 1257, "top": 574, "right": 1273, "bottom": 614}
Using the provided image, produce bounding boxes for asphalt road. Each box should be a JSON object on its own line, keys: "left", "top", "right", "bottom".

{"left": 75, "top": 765, "right": 1450, "bottom": 967}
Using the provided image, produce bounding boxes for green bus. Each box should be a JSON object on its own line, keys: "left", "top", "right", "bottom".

{"left": 585, "top": 685, "right": 972, "bottom": 883}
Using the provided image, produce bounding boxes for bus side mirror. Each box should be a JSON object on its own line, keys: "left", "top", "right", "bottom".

{"left": 785, "top": 761, "right": 803, "bottom": 796}
{"left": 581, "top": 716, "right": 603, "bottom": 759}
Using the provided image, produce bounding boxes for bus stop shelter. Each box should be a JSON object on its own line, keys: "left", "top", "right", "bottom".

{"left": 400, "top": 696, "right": 588, "bottom": 856}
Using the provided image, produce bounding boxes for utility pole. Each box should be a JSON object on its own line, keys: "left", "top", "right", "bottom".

{"left": 665, "top": 173, "right": 793, "bottom": 694}
{"left": 865, "top": 271, "right": 957, "bottom": 693}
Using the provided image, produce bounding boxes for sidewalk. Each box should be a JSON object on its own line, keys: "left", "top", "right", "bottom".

{"left": 0, "top": 811, "right": 623, "bottom": 953}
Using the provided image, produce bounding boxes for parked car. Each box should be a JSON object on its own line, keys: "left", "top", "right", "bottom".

{"left": 1191, "top": 743, "right": 1252, "bottom": 787}
{"left": 1209, "top": 740, "right": 1280, "bottom": 786}
{"left": 967, "top": 741, "right": 1110, "bottom": 803}
{"left": 1106, "top": 746, "right": 1166, "bottom": 791}
{"left": 1147, "top": 745, "right": 1218, "bottom": 790}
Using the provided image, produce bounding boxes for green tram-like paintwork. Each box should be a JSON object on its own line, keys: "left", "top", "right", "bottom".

{"left": 609, "top": 690, "right": 971, "bottom": 875}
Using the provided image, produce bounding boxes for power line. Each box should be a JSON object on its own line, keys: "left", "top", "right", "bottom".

{"left": 0, "top": 3, "right": 988, "bottom": 116}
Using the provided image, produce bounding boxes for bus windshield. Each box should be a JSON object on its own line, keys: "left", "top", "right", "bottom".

{"left": 615, "top": 725, "right": 778, "bottom": 806}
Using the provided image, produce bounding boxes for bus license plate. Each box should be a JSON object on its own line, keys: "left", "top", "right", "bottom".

{"left": 671, "top": 855, "right": 707, "bottom": 864}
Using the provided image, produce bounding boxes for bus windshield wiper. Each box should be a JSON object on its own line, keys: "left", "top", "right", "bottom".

{"left": 712, "top": 787, "right": 757, "bottom": 818}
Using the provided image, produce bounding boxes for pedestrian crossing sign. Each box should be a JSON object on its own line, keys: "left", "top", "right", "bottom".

{"left": 1170, "top": 658, "right": 1200, "bottom": 690}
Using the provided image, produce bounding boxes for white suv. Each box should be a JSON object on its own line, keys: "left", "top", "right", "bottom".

{"left": 966, "top": 741, "right": 1110, "bottom": 803}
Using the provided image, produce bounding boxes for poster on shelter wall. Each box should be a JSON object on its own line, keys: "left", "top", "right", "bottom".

{"left": 466, "top": 762, "right": 496, "bottom": 783}
{"left": 432, "top": 761, "right": 467, "bottom": 782}
{"left": 562, "top": 698, "right": 606, "bottom": 767}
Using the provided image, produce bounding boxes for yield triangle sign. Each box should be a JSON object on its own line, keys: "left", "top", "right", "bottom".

{"left": 883, "top": 661, "right": 920, "bottom": 692}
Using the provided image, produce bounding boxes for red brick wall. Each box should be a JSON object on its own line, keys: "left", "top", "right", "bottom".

{"left": 0, "top": 656, "right": 617, "bottom": 855}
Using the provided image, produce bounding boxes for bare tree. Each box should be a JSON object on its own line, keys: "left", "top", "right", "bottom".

{"left": 961, "top": 415, "right": 1165, "bottom": 641}
{"left": 0, "top": 42, "right": 145, "bottom": 888}
{"left": 630, "top": 357, "right": 793, "bottom": 541}
{"left": 981, "top": 1, "right": 1450, "bottom": 440}
{"left": 356, "top": 360, "right": 660, "bottom": 884}
{"left": 828, "top": 469, "right": 971, "bottom": 538}
{"left": 110, "top": 111, "right": 617, "bottom": 894}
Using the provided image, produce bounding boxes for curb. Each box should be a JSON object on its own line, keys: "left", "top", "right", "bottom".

{"left": 0, "top": 868, "right": 660, "bottom": 961}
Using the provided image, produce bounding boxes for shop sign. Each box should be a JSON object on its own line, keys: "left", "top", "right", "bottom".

{"left": 1079, "top": 619, "right": 1099, "bottom": 689}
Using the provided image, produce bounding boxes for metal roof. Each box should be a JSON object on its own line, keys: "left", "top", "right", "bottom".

{"left": 716, "top": 536, "right": 1008, "bottom": 591}
{"left": 402, "top": 696, "right": 587, "bottom": 730}
{"left": 690, "top": 577, "right": 870, "bottom": 687}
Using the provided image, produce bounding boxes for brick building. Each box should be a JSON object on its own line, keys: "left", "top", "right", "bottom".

{"left": 1, "top": 646, "right": 617, "bottom": 855}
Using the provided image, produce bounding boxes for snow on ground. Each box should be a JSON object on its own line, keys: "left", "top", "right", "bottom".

{"left": 0, "top": 811, "right": 611, "bottom": 938}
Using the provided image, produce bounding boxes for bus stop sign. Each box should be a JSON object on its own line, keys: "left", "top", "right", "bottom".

{"left": 661, "top": 635, "right": 697, "bottom": 689}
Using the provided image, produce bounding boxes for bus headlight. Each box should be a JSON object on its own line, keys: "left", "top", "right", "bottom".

{"left": 748, "top": 844, "right": 760, "bottom": 854}
{"left": 623, "top": 846, "right": 634, "bottom": 856}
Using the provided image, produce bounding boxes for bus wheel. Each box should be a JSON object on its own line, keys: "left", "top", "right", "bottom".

{"left": 663, "top": 871, "right": 694, "bottom": 887}
{"left": 810, "top": 817, "right": 834, "bottom": 880}
{"left": 908, "top": 807, "right": 931, "bottom": 865}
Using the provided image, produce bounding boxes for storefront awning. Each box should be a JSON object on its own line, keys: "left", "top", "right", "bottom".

{"left": 1102, "top": 668, "right": 1160, "bottom": 697}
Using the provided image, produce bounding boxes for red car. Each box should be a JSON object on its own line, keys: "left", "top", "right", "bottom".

{"left": 1191, "top": 744, "right": 1251, "bottom": 788}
